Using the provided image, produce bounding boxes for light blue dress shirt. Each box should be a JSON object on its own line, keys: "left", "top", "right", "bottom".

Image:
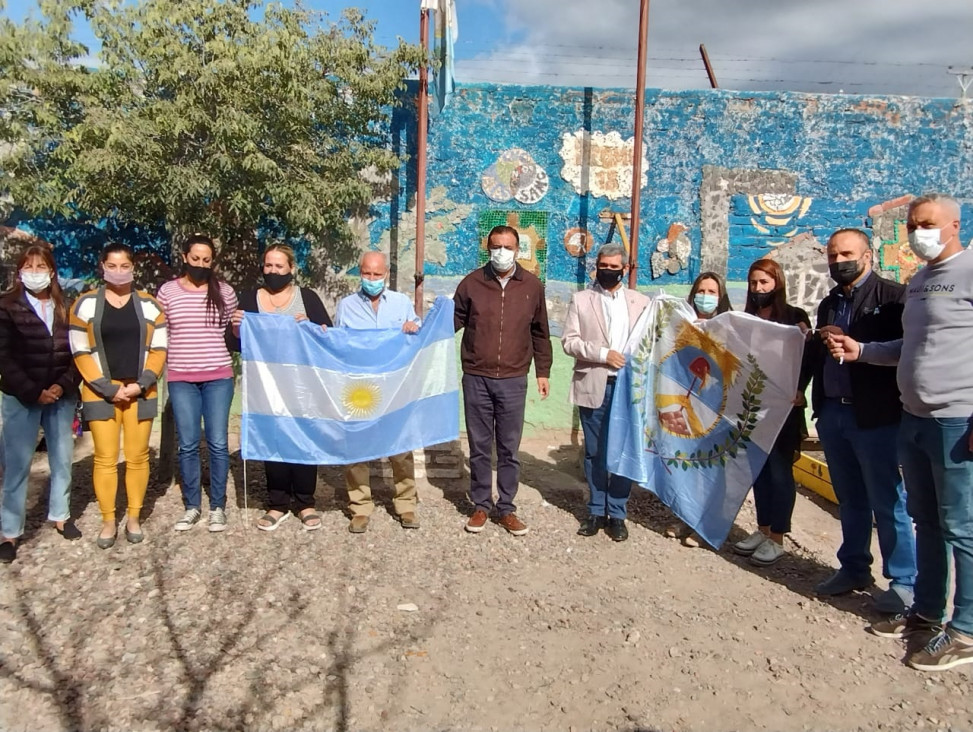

{"left": 334, "top": 288, "right": 421, "bottom": 330}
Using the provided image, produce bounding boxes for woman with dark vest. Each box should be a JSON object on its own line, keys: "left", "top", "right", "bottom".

{"left": 228, "top": 244, "right": 332, "bottom": 531}
{"left": 70, "top": 243, "right": 167, "bottom": 549}
{"left": 0, "top": 245, "right": 82, "bottom": 563}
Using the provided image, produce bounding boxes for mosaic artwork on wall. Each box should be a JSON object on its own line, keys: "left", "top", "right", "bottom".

{"left": 870, "top": 195, "right": 919, "bottom": 283}
{"left": 877, "top": 219, "right": 922, "bottom": 283}
{"left": 478, "top": 210, "right": 548, "bottom": 282}
{"left": 747, "top": 194, "right": 813, "bottom": 245}
{"left": 367, "top": 185, "right": 475, "bottom": 284}
{"left": 563, "top": 227, "right": 593, "bottom": 258}
{"left": 650, "top": 223, "right": 692, "bottom": 278}
{"left": 764, "top": 232, "right": 831, "bottom": 315}
{"left": 558, "top": 130, "right": 647, "bottom": 201}
{"left": 480, "top": 148, "right": 549, "bottom": 204}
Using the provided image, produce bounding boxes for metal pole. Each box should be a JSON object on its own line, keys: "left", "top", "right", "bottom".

{"left": 699, "top": 43, "right": 719, "bottom": 89}
{"left": 627, "top": 0, "right": 650, "bottom": 289}
{"left": 414, "top": 7, "right": 431, "bottom": 314}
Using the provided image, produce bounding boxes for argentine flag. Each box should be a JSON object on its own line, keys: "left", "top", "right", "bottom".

{"left": 241, "top": 296, "right": 459, "bottom": 464}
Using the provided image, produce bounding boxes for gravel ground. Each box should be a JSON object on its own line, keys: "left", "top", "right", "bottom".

{"left": 1, "top": 429, "right": 971, "bottom": 732}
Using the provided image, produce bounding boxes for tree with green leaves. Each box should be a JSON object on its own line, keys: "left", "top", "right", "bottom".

{"left": 0, "top": 0, "right": 425, "bottom": 284}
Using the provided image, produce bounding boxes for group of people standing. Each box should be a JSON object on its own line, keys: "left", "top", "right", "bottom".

{"left": 0, "top": 237, "right": 426, "bottom": 560}
{"left": 0, "top": 194, "right": 970, "bottom": 673}
{"left": 561, "top": 193, "right": 973, "bottom": 673}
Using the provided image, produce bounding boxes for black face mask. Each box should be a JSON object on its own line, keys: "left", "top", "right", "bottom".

{"left": 748, "top": 289, "right": 775, "bottom": 309}
{"left": 186, "top": 264, "right": 213, "bottom": 284}
{"left": 263, "top": 272, "right": 293, "bottom": 292}
{"left": 595, "top": 267, "right": 624, "bottom": 290}
{"left": 829, "top": 259, "right": 862, "bottom": 286}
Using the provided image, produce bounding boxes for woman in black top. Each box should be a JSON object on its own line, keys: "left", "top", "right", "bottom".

{"left": 0, "top": 245, "right": 81, "bottom": 563}
{"left": 732, "top": 257, "right": 812, "bottom": 567}
{"left": 228, "top": 244, "right": 332, "bottom": 532}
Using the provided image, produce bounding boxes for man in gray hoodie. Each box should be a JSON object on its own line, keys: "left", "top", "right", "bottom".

{"left": 828, "top": 193, "right": 973, "bottom": 672}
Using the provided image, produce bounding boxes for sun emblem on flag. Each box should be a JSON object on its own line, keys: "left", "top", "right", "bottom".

{"left": 342, "top": 381, "right": 382, "bottom": 419}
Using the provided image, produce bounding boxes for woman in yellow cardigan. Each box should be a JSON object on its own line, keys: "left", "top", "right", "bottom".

{"left": 70, "top": 243, "right": 167, "bottom": 548}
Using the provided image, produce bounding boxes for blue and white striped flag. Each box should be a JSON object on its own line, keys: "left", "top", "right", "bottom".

{"left": 241, "top": 296, "right": 459, "bottom": 465}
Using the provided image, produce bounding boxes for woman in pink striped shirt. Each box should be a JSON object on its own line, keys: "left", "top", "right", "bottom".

{"left": 157, "top": 235, "right": 238, "bottom": 533}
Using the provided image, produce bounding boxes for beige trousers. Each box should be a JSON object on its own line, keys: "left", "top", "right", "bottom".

{"left": 345, "top": 451, "right": 417, "bottom": 517}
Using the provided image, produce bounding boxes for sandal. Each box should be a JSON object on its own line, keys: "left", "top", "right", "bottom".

{"left": 299, "top": 511, "right": 322, "bottom": 531}
{"left": 257, "top": 512, "right": 290, "bottom": 532}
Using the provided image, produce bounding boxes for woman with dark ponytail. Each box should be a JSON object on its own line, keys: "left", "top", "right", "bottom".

{"left": 157, "top": 234, "right": 238, "bottom": 533}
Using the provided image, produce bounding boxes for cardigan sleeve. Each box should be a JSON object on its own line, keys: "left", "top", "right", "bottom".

{"left": 224, "top": 288, "right": 257, "bottom": 353}
{"left": 300, "top": 288, "right": 333, "bottom": 327}
{"left": 69, "top": 293, "right": 121, "bottom": 400}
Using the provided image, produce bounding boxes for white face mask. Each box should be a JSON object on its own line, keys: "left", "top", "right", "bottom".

{"left": 489, "top": 246, "right": 516, "bottom": 272}
{"left": 21, "top": 271, "right": 52, "bottom": 293}
{"left": 908, "top": 228, "right": 946, "bottom": 261}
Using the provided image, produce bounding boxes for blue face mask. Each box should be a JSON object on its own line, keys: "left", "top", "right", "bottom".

{"left": 693, "top": 293, "right": 719, "bottom": 315}
{"left": 361, "top": 277, "right": 385, "bottom": 297}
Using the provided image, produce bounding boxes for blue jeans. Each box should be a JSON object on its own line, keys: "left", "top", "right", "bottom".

{"left": 0, "top": 394, "right": 76, "bottom": 539}
{"left": 898, "top": 412, "right": 973, "bottom": 636}
{"left": 817, "top": 400, "right": 916, "bottom": 587}
{"left": 578, "top": 378, "right": 632, "bottom": 519}
{"left": 752, "top": 443, "right": 796, "bottom": 535}
{"left": 168, "top": 378, "right": 234, "bottom": 510}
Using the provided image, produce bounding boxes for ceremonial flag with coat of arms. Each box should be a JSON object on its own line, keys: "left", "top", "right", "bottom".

{"left": 607, "top": 295, "right": 806, "bottom": 548}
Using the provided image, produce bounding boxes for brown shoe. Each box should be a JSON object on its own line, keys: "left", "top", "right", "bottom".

{"left": 348, "top": 515, "right": 369, "bottom": 534}
{"left": 399, "top": 512, "right": 420, "bottom": 529}
{"left": 465, "top": 509, "right": 489, "bottom": 533}
{"left": 497, "top": 513, "right": 529, "bottom": 536}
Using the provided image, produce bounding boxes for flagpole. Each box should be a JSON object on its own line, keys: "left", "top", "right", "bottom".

{"left": 414, "top": 4, "right": 431, "bottom": 315}
{"left": 628, "top": 0, "right": 650, "bottom": 290}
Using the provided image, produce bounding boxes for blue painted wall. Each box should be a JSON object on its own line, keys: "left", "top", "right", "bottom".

{"left": 5, "top": 83, "right": 972, "bottom": 296}
{"left": 376, "top": 84, "right": 973, "bottom": 291}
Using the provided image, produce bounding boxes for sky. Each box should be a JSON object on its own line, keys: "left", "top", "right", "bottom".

{"left": 3, "top": 0, "right": 973, "bottom": 98}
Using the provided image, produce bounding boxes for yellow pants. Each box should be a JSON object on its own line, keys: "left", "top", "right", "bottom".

{"left": 89, "top": 401, "right": 154, "bottom": 522}
{"left": 345, "top": 451, "right": 417, "bottom": 517}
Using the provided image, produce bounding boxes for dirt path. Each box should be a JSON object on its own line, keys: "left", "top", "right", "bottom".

{"left": 0, "top": 431, "right": 969, "bottom": 731}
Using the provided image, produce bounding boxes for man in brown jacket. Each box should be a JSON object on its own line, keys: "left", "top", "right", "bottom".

{"left": 453, "top": 225, "right": 552, "bottom": 535}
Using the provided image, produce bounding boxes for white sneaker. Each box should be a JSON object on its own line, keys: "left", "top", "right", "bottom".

{"left": 208, "top": 508, "right": 228, "bottom": 533}
{"left": 174, "top": 508, "right": 202, "bottom": 531}
{"left": 731, "top": 530, "right": 766, "bottom": 556}
{"left": 750, "top": 538, "right": 786, "bottom": 566}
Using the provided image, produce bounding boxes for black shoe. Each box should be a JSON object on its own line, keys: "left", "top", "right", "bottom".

{"left": 0, "top": 541, "right": 16, "bottom": 563}
{"left": 577, "top": 515, "right": 606, "bottom": 536}
{"left": 606, "top": 518, "right": 629, "bottom": 542}
{"left": 55, "top": 522, "right": 82, "bottom": 541}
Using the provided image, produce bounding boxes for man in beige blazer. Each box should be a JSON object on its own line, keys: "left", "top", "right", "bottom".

{"left": 562, "top": 243, "right": 650, "bottom": 542}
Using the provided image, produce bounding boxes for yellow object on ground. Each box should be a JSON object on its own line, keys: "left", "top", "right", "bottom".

{"left": 793, "top": 452, "right": 837, "bottom": 504}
